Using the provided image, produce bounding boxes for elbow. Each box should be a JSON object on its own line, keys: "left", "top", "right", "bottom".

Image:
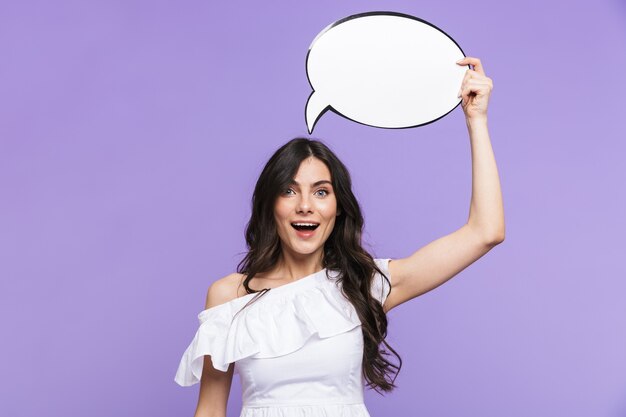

{"left": 485, "top": 230, "right": 505, "bottom": 246}
{"left": 467, "top": 222, "right": 505, "bottom": 246}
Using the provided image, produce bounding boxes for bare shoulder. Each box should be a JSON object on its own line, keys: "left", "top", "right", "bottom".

{"left": 204, "top": 272, "right": 247, "bottom": 310}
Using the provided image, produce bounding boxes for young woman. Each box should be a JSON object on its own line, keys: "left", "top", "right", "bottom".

{"left": 175, "top": 56, "right": 504, "bottom": 417}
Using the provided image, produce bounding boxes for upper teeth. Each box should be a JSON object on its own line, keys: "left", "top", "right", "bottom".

{"left": 293, "top": 223, "right": 317, "bottom": 226}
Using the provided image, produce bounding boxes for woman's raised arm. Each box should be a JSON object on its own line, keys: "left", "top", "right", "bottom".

{"left": 382, "top": 56, "right": 504, "bottom": 314}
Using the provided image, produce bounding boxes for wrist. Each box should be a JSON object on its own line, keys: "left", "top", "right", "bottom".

{"left": 466, "top": 115, "right": 488, "bottom": 129}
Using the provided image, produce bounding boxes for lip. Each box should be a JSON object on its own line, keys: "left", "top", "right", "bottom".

{"left": 290, "top": 221, "right": 320, "bottom": 240}
{"left": 290, "top": 220, "right": 320, "bottom": 225}
{"left": 293, "top": 227, "right": 317, "bottom": 239}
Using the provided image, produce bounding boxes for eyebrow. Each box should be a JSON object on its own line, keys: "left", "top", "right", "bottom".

{"left": 290, "top": 180, "right": 333, "bottom": 187}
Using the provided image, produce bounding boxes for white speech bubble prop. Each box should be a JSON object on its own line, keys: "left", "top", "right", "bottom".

{"left": 305, "top": 12, "right": 468, "bottom": 133}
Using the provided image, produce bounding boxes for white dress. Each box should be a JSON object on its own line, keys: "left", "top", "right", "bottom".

{"left": 174, "top": 258, "right": 392, "bottom": 417}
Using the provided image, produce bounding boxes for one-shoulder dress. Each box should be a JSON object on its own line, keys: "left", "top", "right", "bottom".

{"left": 174, "top": 258, "right": 392, "bottom": 417}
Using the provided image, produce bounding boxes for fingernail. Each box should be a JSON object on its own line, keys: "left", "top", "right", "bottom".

{"left": 456, "top": 58, "right": 464, "bottom": 63}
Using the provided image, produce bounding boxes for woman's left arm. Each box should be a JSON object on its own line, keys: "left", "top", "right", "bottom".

{"left": 458, "top": 56, "right": 504, "bottom": 240}
{"left": 383, "top": 57, "right": 504, "bottom": 313}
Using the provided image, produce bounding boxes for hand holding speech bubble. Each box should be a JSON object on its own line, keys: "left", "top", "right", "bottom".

{"left": 305, "top": 12, "right": 468, "bottom": 133}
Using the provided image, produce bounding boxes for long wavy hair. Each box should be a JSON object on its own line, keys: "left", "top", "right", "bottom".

{"left": 236, "top": 137, "right": 402, "bottom": 393}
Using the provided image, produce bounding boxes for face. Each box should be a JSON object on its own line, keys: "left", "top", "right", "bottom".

{"left": 274, "top": 156, "right": 339, "bottom": 261}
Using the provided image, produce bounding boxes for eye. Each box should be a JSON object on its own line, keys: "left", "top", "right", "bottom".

{"left": 283, "top": 188, "right": 295, "bottom": 195}
{"left": 315, "top": 189, "right": 329, "bottom": 197}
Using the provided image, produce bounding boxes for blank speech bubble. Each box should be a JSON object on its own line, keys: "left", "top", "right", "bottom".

{"left": 305, "top": 11, "right": 468, "bottom": 133}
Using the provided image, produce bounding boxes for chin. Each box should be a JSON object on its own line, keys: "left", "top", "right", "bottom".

{"left": 287, "top": 240, "right": 325, "bottom": 255}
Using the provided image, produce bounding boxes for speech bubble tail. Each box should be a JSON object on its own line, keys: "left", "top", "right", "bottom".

{"left": 305, "top": 91, "right": 329, "bottom": 134}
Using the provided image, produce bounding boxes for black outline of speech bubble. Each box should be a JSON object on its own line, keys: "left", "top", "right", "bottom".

{"left": 305, "top": 11, "right": 470, "bottom": 133}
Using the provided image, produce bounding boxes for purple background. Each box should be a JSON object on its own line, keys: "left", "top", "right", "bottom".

{"left": 1, "top": 1, "right": 625, "bottom": 416}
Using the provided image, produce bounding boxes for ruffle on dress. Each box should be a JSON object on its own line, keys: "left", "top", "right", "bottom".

{"left": 174, "top": 258, "right": 391, "bottom": 387}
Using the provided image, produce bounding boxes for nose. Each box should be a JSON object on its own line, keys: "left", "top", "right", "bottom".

{"left": 296, "top": 193, "right": 313, "bottom": 214}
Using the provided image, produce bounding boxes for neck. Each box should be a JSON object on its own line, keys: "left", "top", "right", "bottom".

{"left": 275, "top": 250, "right": 324, "bottom": 281}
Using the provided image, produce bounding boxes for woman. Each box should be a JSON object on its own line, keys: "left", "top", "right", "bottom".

{"left": 175, "top": 56, "right": 504, "bottom": 417}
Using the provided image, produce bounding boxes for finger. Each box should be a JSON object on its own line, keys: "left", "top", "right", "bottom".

{"left": 460, "top": 87, "right": 466, "bottom": 106}
{"left": 464, "top": 79, "right": 492, "bottom": 91}
{"left": 457, "top": 70, "right": 475, "bottom": 97}
{"left": 456, "top": 56, "right": 486, "bottom": 76}
{"left": 458, "top": 71, "right": 478, "bottom": 96}
{"left": 461, "top": 56, "right": 485, "bottom": 75}
{"left": 460, "top": 80, "right": 491, "bottom": 99}
{"left": 465, "top": 70, "right": 492, "bottom": 85}
{"left": 456, "top": 56, "right": 472, "bottom": 69}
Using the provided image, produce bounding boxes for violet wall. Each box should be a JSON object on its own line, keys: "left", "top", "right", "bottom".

{"left": 1, "top": 1, "right": 625, "bottom": 416}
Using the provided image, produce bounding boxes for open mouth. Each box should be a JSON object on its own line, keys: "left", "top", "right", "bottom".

{"left": 291, "top": 222, "right": 320, "bottom": 231}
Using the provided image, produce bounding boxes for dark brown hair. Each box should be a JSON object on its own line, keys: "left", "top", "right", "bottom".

{"left": 236, "top": 137, "right": 402, "bottom": 394}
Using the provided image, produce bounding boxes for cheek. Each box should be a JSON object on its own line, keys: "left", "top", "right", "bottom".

{"left": 274, "top": 201, "right": 290, "bottom": 221}
{"left": 274, "top": 202, "right": 293, "bottom": 235}
{"left": 321, "top": 198, "right": 338, "bottom": 218}
{"left": 273, "top": 216, "right": 289, "bottom": 242}
{"left": 274, "top": 213, "right": 287, "bottom": 233}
